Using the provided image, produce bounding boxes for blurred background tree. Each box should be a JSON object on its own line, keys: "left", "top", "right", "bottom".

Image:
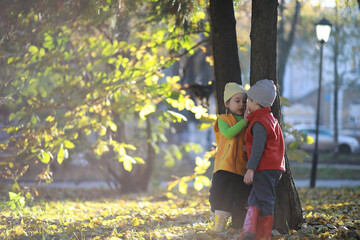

{"left": 0, "top": 0, "right": 213, "bottom": 194}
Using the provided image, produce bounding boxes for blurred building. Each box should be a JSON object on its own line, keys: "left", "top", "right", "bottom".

{"left": 282, "top": 26, "right": 360, "bottom": 139}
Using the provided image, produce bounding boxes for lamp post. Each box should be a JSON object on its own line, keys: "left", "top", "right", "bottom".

{"left": 310, "top": 18, "right": 332, "bottom": 188}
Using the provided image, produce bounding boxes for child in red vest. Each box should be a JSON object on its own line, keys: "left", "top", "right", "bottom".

{"left": 210, "top": 82, "right": 252, "bottom": 231}
{"left": 238, "top": 79, "right": 285, "bottom": 240}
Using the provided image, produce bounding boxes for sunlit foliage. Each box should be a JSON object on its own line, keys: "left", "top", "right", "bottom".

{"left": 0, "top": 0, "right": 214, "bottom": 195}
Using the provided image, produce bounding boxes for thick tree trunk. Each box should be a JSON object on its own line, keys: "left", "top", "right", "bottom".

{"left": 209, "top": 0, "right": 242, "bottom": 114}
{"left": 250, "top": 0, "right": 303, "bottom": 233}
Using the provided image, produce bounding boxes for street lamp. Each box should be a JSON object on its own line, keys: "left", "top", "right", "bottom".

{"left": 310, "top": 18, "right": 332, "bottom": 188}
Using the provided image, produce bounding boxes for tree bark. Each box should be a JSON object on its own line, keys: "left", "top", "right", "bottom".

{"left": 250, "top": 0, "right": 303, "bottom": 233}
{"left": 209, "top": 0, "right": 242, "bottom": 114}
{"left": 136, "top": 118, "right": 155, "bottom": 191}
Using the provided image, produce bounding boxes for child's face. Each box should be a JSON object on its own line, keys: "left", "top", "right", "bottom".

{"left": 246, "top": 98, "right": 261, "bottom": 114}
{"left": 225, "top": 92, "right": 247, "bottom": 115}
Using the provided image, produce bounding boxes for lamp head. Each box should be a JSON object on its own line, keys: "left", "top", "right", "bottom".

{"left": 316, "top": 18, "right": 332, "bottom": 43}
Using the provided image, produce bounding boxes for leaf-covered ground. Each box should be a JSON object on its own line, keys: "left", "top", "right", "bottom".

{"left": 0, "top": 187, "right": 359, "bottom": 239}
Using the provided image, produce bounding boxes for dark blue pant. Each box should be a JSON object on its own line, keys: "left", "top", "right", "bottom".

{"left": 209, "top": 170, "right": 252, "bottom": 213}
{"left": 248, "top": 170, "right": 282, "bottom": 217}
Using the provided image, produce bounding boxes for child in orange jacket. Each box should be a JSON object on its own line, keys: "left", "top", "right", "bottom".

{"left": 210, "top": 82, "right": 252, "bottom": 231}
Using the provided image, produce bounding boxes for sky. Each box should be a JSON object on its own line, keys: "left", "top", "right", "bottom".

{"left": 310, "top": 0, "right": 336, "bottom": 7}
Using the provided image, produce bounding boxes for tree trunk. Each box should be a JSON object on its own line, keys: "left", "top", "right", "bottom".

{"left": 250, "top": 0, "right": 303, "bottom": 233}
{"left": 277, "top": 0, "right": 301, "bottom": 96}
{"left": 209, "top": 0, "right": 242, "bottom": 114}
{"left": 333, "top": 3, "right": 340, "bottom": 156}
{"left": 135, "top": 118, "right": 155, "bottom": 191}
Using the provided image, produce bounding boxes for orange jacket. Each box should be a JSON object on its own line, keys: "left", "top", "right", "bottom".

{"left": 213, "top": 114, "right": 248, "bottom": 176}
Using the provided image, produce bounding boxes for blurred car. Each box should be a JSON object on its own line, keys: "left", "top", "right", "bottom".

{"left": 285, "top": 125, "right": 360, "bottom": 154}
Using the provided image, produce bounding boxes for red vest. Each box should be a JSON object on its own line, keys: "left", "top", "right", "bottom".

{"left": 245, "top": 108, "right": 285, "bottom": 172}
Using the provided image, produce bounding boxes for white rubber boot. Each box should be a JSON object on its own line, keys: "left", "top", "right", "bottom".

{"left": 213, "top": 210, "right": 230, "bottom": 232}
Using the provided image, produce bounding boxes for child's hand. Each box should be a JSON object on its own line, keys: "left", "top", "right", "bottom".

{"left": 244, "top": 106, "right": 251, "bottom": 124}
{"left": 244, "top": 169, "right": 254, "bottom": 185}
{"left": 242, "top": 145, "right": 247, "bottom": 152}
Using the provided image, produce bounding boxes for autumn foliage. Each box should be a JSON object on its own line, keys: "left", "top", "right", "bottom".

{"left": 1, "top": 186, "right": 359, "bottom": 239}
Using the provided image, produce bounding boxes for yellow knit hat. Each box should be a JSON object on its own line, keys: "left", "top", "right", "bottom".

{"left": 223, "top": 82, "right": 246, "bottom": 103}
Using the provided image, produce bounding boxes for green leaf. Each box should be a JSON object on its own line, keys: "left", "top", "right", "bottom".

{"left": 29, "top": 45, "right": 39, "bottom": 55}
{"left": 39, "top": 48, "right": 46, "bottom": 57}
{"left": 9, "top": 192, "right": 18, "bottom": 200}
{"left": 289, "top": 141, "right": 301, "bottom": 150}
{"left": 7, "top": 56, "right": 14, "bottom": 64}
{"left": 12, "top": 183, "right": 20, "bottom": 192}
{"left": 31, "top": 114, "right": 38, "bottom": 125}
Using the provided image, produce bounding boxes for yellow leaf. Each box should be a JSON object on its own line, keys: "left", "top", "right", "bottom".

{"left": 194, "top": 179, "right": 203, "bottom": 191}
{"left": 99, "top": 125, "right": 107, "bottom": 136}
{"left": 167, "top": 180, "right": 179, "bottom": 191}
{"left": 14, "top": 225, "right": 25, "bottom": 236}
{"left": 123, "top": 157, "right": 133, "bottom": 172}
{"left": 57, "top": 145, "right": 64, "bottom": 165}
{"left": 133, "top": 157, "right": 145, "bottom": 164}
{"left": 178, "top": 181, "right": 188, "bottom": 194}
{"left": 107, "top": 120, "right": 117, "bottom": 132}
{"left": 12, "top": 183, "right": 21, "bottom": 192}
{"left": 38, "top": 151, "right": 51, "bottom": 164}
{"left": 131, "top": 218, "right": 140, "bottom": 226}
{"left": 305, "top": 136, "right": 314, "bottom": 144}
{"left": 63, "top": 140, "right": 75, "bottom": 149}
{"left": 167, "top": 110, "right": 187, "bottom": 122}
{"left": 45, "top": 115, "right": 55, "bottom": 122}
{"left": 7, "top": 56, "right": 14, "bottom": 64}
{"left": 197, "top": 123, "right": 212, "bottom": 130}
{"left": 25, "top": 192, "right": 32, "bottom": 200}
{"left": 139, "top": 102, "right": 156, "bottom": 120}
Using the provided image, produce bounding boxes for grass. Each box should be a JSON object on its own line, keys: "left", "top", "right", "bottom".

{"left": 288, "top": 152, "right": 360, "bottom": 179}
{"left": 302, "top": 152, "right": 360, "bottom": 164}
{"left": 290, "top": 165, "right": 360, "bottom": 179}
{"left": 157, "top": 152, "right": 360, "bottom": 182}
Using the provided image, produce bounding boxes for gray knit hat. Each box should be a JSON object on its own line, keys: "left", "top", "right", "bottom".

{"left": 247, "top": 79, "right": 276, "bottom": 108}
